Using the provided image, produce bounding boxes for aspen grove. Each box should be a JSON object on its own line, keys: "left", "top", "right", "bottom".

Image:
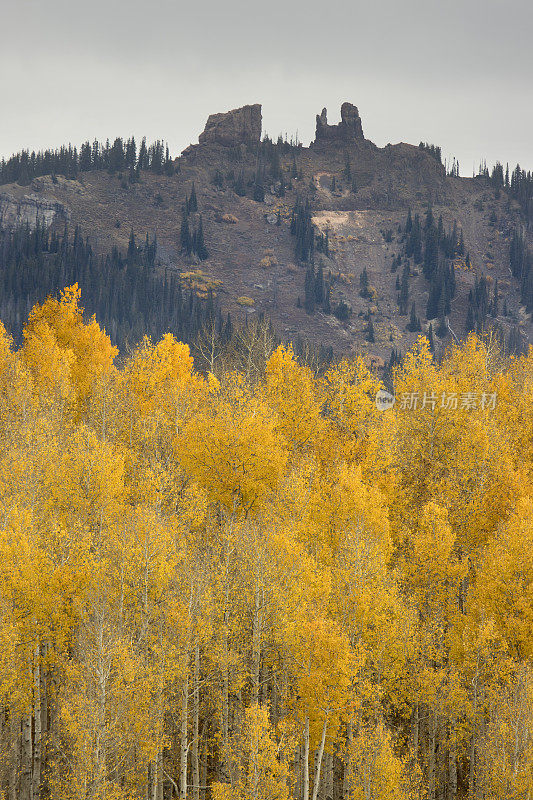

{"left": 0, "top": 286, "right": 532, "bottom": 800}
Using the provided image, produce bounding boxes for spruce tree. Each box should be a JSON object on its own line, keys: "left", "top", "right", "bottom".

{"left": 194, "top": 216, "right": 208, "bottom": 260}
{"left": 304, "top": 266, "right": 316, "bottom": 313}
{"left": 314, "top": 265, "right": 324, "bottom": 304}
{"left": 323, "top": 283, "right": 331, "bottom": 314}
{"left": 423, "top": 225, "right": 439, "bottom": 280}
{"left": 408, "top": 302, "right": 421, "bottom": 332}
{"left": 189, "top": 183, "right": 198, "bottom": 212}
{"left": 138, "top": 137, "right": 148, "bottom": 170}
{"left": 343, "top": 153, "right": 351, "bottom": 181}
{"left": 291, "top": 156, "right": 298, "bottom": 179}
{"left": 492, "top": 279, "right": 499, "bottom": 317}
{"left": 359, "top": 268, "right": 370, "bottom": 298}
{"left": 234, "top": 171, "right": 246, "bottom": 196}
{"left": 465, "top": 302, "right": 475, "bottom": 333}
{"left": 127, "top": 229, "right": 136, "bottom": 262}
{"left": 437, "top": 312, "right": 448, "bottom": 338}
{"left": 399, "top": 264, "right": 409, "bottom": 314}
{"left": 253, "top": 178, "right": 265, "bottom": 202}
{"left": 180, "top": 217, "right": 192, "bottom": 255}
{"left": 428, "top": 323, "right": 435, "bottom": 351}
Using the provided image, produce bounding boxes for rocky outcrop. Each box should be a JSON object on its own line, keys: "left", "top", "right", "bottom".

{"left": 315, "top": 102, "right": 364, "bottom": 143}
{"left": 198, "top": 104, "right": 262, "bottom": 147}
{"left": 0, "top": 192, "right": 69, "bottom": 229}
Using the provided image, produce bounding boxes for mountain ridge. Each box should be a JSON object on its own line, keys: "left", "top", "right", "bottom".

{"left": 0, "top": 102, "right": 531, "bottom": 360}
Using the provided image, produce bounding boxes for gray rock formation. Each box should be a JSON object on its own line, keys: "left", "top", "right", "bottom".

{"left": 315, "top": 102, "right": 364, "bottom": 143}
{"left": 198, "top": 104, "right": 262, "bottom": 147}
{"left": 0, "top": 193, "right": 69, "bottom": 229}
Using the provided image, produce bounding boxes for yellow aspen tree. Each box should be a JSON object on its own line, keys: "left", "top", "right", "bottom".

{"left": 21, "top": 316, "right": 75, "bottom": 409}
{"left": 2, "top": 294, "right": 533, "bottom": 800}
{"left": 318, "top": 356, "right": 392, "bottom": 486}
{"left": 286, "top": 612, "right": 352, "bottom": 800}
{"left": 120, "top": 333, "right": 202, "bottom": 434}
{"left": 211, "top": 704, "right": 291, "bottom": 800}
{"left": 474, "top": 663, "right": 533, "bottom": 800}
{"left": 23, "top": 285, "right": 117, "bottom": 409}
{"left": 472, "top": 497, "right": 533, "bottom": 660}
{"left": 263, "top": 345, "right": 322, "bottom": 454}
{"left": 177, "top": 376, "right": 288, "bottom": 515}
{"left": 0, "top": 322, "right": 34, "bottom": 438}
{"left": 347, "top": 720, "right": 415, "bottom": 800}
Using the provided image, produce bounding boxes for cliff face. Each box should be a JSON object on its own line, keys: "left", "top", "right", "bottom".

{"left": 197, "top": 104, "right": 262, "bottom": 147}
{"left": 0, "top": 192, "right": 69, "bottom": 229}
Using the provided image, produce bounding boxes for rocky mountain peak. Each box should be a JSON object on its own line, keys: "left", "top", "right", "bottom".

{"left": 197, "top": 103, "right": 262, "bottom": 147}
{"left": 315, "top": 102, "right": 364, "bottom": 143}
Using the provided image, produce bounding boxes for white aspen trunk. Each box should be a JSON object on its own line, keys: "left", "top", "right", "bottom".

{"left": 152, "top": 749, "right": 162, "bottom": 800}
{"left": 20, "top": 710, "right": 32, "bottom": 800}
{"left": 342, "top": 722, "right": 353, "bottom": 800}
{"left": 311, "top": 717, "right": 328, "bottom": 800}
{"left": 234, "top": 689, "right": 243, "bottom": 790}
{"left": 303, "top": 715, "right": 310, "bottom": 800}
{"left": 270, "top": 664, "right": 278, "bottom": 727}
{"left": 251, "top": 720, "right": 259, "bottom": 800}
{"left": 474, "top": 690, "right": 485, "bottom": 800}
{"left": 200, "top": 742, "right": 208, "bottom": 800}
{"left": 151, "top": 698, "right": 163, "bottom": 800}
{"left": 41, "top": 642, "right": 48, "bottom": 761}
{"left": 294, "top": 744, "right": 301, "bottom": 800}
{"left": 324, "top": 752, "right": 333, "bottom": 800}
{"left": 180, "top": 669, "right": 189, "bottom": 800}
{"left": 469, "top": 659, "right": 480, "bottom": 800}
{"left": 251, "top": 586, "right": 262, "bottom": 706}
{"left": 145, "top": 764, "right": 151, "bottom": 800}
{"left": 428, "top": 712, "right": 436, "bottom": 800}
{"left": 222, "top": 610, "right": 230, "bottom": 782}
{"left": 192, "top": 644, "right": 200, "bottom": 800}
{"left": 158, "top": 754, "right": 164, "bottom": 800}
{"left": 412, "top": 702, "right": 419, "bottom": 758}
{"left": 8, "top": 713, "right": 18, "bottom": 800}
{"left": 96, "top": 671, "right": 107, "bottom": 794}
{"left": 152, "top": 758, "right": 157, "bottom": 800}
{"left": 468, "top": 736, "right": 476, "bottom": 798}
{"left": 33, "top": 642, "right": 41, "bottom": 800}
{"left": 448, "top": 722, "right": 457, "bottom": 800}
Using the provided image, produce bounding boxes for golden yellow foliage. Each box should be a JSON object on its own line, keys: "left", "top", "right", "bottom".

{"left": 236, "top": 296, "right": 255, "bottom": 307}
{"left": 0, "top": 294, "right": 531, "bottom": 800}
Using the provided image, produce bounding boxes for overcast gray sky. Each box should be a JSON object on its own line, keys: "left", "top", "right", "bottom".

{"left": 1, "top": 0, "right": 531, "bottom": 173}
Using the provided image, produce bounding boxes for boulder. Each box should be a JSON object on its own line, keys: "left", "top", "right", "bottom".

{"left": 198, "top": 104, "right": 262, "bottom": 147}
